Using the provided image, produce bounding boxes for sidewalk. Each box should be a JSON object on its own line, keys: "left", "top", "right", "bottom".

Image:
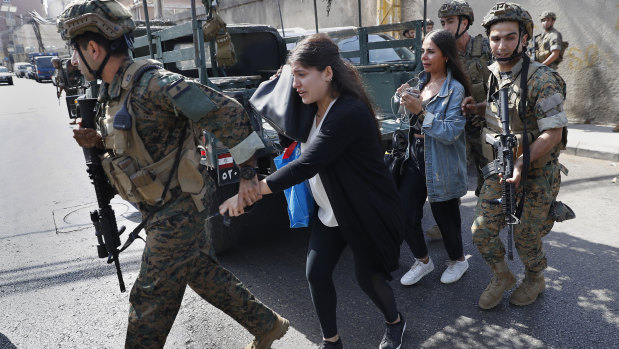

{"left": 564, "top": 123, "right": 619, "bottom": 161}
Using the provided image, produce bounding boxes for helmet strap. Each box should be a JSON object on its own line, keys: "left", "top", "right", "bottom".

{"left": 75, "top": 43, "right": 111, "bottom": 80}
{"left": 454, "top": 16, "right": 470, "bottom": 40}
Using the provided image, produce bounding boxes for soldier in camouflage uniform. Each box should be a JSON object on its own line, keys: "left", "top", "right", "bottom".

{"left": 439, "top": 0, "right": 493, "bottom": 197}
{"left": 533, "top": 11, "right": 564, "bottom": 70}
{"left": 462, "top": 2, "right": 568, "bottom": 310}
{"left": 57, "top": 1, "right": 289, "bottom": 348}
{"left": 52, "top": 57, "right": 64, "bottom": 97}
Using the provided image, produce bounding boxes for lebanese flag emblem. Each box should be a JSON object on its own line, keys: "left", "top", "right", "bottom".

{"left": 217, "top": 153, "right": 234, "bottom": 169}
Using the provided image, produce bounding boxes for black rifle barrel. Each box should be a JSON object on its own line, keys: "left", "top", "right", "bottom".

{"left": 77, "top": 97, "right": 127, "bottom": 292}
{"left": 498, "top": 88, "right": 516, "bottom": 260}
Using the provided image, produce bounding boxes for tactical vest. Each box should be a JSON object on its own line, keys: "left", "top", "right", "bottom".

{"left": 482, "top": 61, "right": 554, "bottom": 169}
{"left": 462, "top": 34, "right": 488, "bottom": 103}
{"left": 99, "top": 60, "right": 208, "bottom": 211}
{"left": 534, "top": 31, "right": 567, "bottom": 66}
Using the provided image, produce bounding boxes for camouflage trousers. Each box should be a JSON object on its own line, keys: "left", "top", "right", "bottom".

{"left": 465, "top": 120, "right": 488, "bottom": 196}
{"left": 471, "top": 159, "right": 561, "bottom": 272}
{"left": 125, "top": 189, "right": 277, "bottom": 348}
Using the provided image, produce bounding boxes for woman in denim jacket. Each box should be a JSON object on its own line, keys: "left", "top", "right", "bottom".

{"left": 398, "top": 29, "right": 471, "bottom": 286}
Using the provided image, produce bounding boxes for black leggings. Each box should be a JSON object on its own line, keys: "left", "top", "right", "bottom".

{"left": 399, "top": 160, "right": 463, "bottom": 261}
{"left": 306, "top": 220, "right": 399, "bottom": 338}
{"left": 399, "top": 156, "right": 429, "bottom": 259}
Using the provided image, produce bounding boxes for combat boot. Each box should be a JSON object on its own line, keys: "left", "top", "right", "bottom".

{"left": 510, "top": 270, "right": 545, "bottom": 306}
{"left": 478, "top": 261, "right": 516, "bottom": 310}
{"left": 245, "top": 314, "right": 289, "bottom": 349}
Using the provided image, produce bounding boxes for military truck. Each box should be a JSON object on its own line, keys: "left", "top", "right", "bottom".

{"left": 130, "top": 0, "right": 425, "bottom": 252}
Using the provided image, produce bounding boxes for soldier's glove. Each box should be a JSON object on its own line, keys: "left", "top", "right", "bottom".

{"left": 549, "top": 200, "right": 576, "bottom": 222}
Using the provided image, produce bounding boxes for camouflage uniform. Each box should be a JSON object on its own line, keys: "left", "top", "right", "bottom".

{"left": 438, "top": 0, "right": 493, "bottom": 196}
{"left": 64, "top": 64, "right": 85, "bottom": 96}
{"left": 98, "top": 60, "right": 278, "bottom": 347}
{"left": 461, "top": 35, "right": 492, "bottom": 196}
{"left": 534, "top": 27, "right": 564, "bottom": 70}
{"left": 58, "top": 1, "right": 284, "bottom": 347}
{"left": 472, "top": 2, "right": 568, "bottom": 309}
{"left": 473, "top": 57, "right": 566, "bottom": 269}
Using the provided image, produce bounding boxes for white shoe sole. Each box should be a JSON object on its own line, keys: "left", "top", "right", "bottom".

{"left": 395, "top": 321, "right": 406, "bottom": 349}
{"left": 400, "top": 265, "right": 434, "bottom": 286}
{"left": 440, "top": 264, "right": 468, "bottom": 284}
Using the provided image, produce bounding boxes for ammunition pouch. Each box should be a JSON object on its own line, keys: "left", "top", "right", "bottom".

{"left": 100, "top": 59, "right": 208, "bottom": 211}
{"left": 216, "top": 32, "right": 237, "bottom": 68}
{"left": 102, "top": 148, "right": 207, "bottom": 210}
{"left": 202, "top": 11, "right": 226, "bottom": 41}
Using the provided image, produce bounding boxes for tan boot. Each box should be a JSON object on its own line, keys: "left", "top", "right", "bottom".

{"left": 478, "top": 261, "right": 516, "bottom": 310}
{"left": 510, "top": 270, "right": 545, "bottom": 306}
{"left": 245, "top": 314, "right": 290, "bottom": 349}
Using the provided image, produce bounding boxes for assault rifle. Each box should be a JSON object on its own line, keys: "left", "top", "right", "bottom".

{"left": 485, "top": 88, "right": 519, "bottom": 260}
{"left": 77, "top": 97, "right": 127, "bottom": 292}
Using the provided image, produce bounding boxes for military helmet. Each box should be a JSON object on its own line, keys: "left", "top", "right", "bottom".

{"left": 540, "top": 11, "right": 556, "bottom": 20}
{"left": 51, "top": 57, "right": 61, "bottom": 64}
{"left": 438, "top": 0, "right": 474, "bottom": 25}
{"left": 426, "top": 18, "right": 434, "bottom": 26}
{"left": 57, "top": 0, "right": 135, "bottom": 41}
{"left": 481, "top": 2, "right": 533, "bottom": 40}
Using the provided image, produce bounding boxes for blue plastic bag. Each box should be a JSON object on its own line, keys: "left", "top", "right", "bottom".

{"left": 273, "top": 141, "right": 315, "bottom": 228}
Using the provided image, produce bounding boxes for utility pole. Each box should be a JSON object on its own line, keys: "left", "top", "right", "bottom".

{"left": 155, "top": 0, "right": 163, "bottom": 19}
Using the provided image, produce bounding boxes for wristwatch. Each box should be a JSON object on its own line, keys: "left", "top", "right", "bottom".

{"left": 240, "top": 166, "right": 257, "bottom": 180}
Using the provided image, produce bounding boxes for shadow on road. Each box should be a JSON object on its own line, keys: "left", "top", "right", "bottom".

{"left": 217, "top": 195, "right": 618, "bottom": 348}
{"left": 0, "top": 333, "right": 17, "bottom": 349}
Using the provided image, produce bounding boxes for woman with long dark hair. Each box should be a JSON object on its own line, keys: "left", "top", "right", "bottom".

{"left": 398, "top": 29, "right": 471, "bottom": 287}
{"left": 220, "top": 33, "right": 406, "bottom": 349}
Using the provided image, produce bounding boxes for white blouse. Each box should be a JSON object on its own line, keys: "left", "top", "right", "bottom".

{"left": 301, "top": 99, "right": 338, "bottom": 227}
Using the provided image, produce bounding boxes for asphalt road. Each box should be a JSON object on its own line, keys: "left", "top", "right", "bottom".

{"left": 0, "top": 77, "right": 618, "bottom": 349}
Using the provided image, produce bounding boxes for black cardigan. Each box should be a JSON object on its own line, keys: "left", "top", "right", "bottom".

{"left": 266, "top": 95, "right": 404, "bottom": 276}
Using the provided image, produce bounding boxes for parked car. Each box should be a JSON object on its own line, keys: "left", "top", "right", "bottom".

{"left": 14, "top": 62, "right": 32, "bottom": 78}
{"left": 26, "top": 66, "right": 36, "bottom": 80}
{"left": 0, "top": 66, "right": 13, "bottom": 85}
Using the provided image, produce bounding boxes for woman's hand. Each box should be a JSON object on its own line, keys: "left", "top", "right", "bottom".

{"left": 219, "top": 194, "right": 247, "bottom": 217}
{"left": 401, "top": 90, "right": 423, "bottom": 115}
{"left": 396, "top": 83, "right": 410, "bottom": 96}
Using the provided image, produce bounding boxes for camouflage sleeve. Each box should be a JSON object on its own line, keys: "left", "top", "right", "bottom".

{"left": 529, "top": 67, "right": 568, "bottom": 132}
{"left": 192, "top": 84, "right": 264, "bottom": 164}
{"left": 145, "top": 72, "right": 262, "bottom": 164}
{"left": 548, "top": 31, "right": 562, "bottom": 52}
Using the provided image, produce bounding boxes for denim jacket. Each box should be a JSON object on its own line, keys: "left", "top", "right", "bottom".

{"left": 419, "top": 69, "right": 468, "bottom": 202}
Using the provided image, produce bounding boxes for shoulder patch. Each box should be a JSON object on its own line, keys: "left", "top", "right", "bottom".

{"left": 165, "top": 78, "right": 218, "bottom": 122}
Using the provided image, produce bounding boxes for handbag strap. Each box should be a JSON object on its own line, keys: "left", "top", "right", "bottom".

{"left": 283, "top": 141, "right": 298, "bottom": 159}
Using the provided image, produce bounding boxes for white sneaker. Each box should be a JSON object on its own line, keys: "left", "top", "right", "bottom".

{"left": 440, "top": 259, "right": 469, "bottom": 284}
{"left": 400, "top": 258, "right": 434, "bottom": 286}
